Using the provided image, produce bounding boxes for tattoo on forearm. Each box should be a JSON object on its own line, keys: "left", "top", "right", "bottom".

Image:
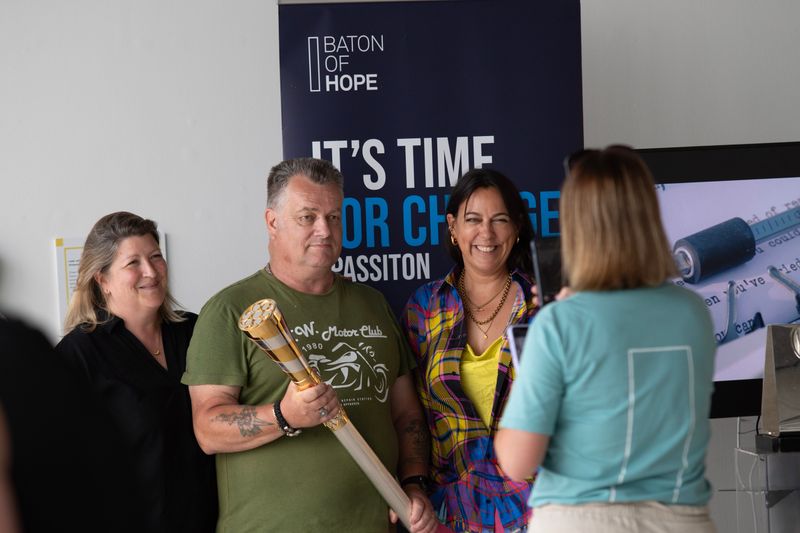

{"left": 401, "top": 419, "right": 430, "bottom": 467}
{"left": 212, "top": 406, "right": 272, "bottom": 437}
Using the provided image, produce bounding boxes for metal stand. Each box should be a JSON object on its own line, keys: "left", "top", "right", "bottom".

{"left": 735, "top": 442, "right": 800, "bottom": 532}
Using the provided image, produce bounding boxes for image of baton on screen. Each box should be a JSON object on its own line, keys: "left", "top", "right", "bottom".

{"left": 673, "top": 205, "right": 800, "bottom": 284}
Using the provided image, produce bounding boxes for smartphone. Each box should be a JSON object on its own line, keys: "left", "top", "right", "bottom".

{"left": 530, "top": 239, "right": 546, "bottom": 307}
{"left": 506, "top": 323, "right": 529, "bottom": 369}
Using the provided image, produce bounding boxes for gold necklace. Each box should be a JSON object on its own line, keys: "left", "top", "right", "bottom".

{"left": 147, "top": 335, "right": 163, "bottom": 357}
{"left": 459, "top": 272, "right": 512, "bottom": 338}
{"left": 472, "top": 320, "right": 492, "bottom": 339}
{"left": 461, "top": 281, "right": 507, "bottom": 311}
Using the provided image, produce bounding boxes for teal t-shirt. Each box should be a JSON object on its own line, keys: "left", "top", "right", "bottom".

{"left": 501, "top": 283, "right": 715, "bottom": 507}
{"left": 182, "top": 269, "right": 414, "bottom": 533}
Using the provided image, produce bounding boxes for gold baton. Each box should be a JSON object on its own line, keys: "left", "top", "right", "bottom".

{"left": 238, "top": 299, "right": 412, "bottom": 527}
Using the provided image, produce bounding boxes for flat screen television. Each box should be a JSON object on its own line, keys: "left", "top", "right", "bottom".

{"left": 638, "top": 142, "right": 800, "bottom": 418}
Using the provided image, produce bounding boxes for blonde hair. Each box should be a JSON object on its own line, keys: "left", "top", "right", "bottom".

{"left": 64, "top": 212, "right": 185, "bottom": 333}
{"left": 560, "top": 146, "right": 677, "bottom": 291}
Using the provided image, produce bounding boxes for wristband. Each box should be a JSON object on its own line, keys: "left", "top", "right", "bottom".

{"left": 400, "top": 475, "right": 430, "bottom": 493}
{"left": 273, "top": 400, "right": 302, "bottom": 437}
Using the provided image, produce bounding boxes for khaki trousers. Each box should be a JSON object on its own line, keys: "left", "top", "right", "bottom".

{"left": 529, "top": 501, "right": 716, "bottom": 533}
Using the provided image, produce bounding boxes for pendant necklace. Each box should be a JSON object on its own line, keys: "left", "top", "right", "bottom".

{"left": 459, "top": 272, "right": 512, "bottom": 339}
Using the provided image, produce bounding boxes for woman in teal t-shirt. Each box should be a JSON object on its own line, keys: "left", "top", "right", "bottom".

{"left": 495, "top": 146, "right": 717, "bottom": 533}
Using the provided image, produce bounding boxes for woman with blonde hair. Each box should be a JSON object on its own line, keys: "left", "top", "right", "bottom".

{"left": 496, "top": 146, "right": 716, "bottom": 533}
{"left": 56, "top": 211, "right": 216, "bottom": 533}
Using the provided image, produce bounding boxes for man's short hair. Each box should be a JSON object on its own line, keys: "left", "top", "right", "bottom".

{"left": 266, "top": 158, "right": 344, "bottom": 209}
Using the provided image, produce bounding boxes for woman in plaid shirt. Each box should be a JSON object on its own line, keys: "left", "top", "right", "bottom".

{"left": 402, "top": 169, "right": 538, "bottom": 532}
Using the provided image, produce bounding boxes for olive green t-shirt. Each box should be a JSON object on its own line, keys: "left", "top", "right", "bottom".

{"left": 182, "top": 269, "right": 414, "bottom": 533}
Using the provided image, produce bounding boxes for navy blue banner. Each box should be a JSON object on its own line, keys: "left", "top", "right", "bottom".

{"left": 279, "top": 0, "right": 582, "bottom": 315}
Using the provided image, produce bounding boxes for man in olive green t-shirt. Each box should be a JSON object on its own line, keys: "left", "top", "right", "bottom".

{"left": 182, "top": 158, "right": 438, "bottom": 533}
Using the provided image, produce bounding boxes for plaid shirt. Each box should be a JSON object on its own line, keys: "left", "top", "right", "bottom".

{"left": 402, "top": 267, "right": 536, "bottom": 532}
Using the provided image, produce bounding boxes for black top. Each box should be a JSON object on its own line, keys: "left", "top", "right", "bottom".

{"left": 0, "top": 315, "right": 146, "bottom": 533}
{"left": 56, "top": 312, "right": 217, "bottom": 533}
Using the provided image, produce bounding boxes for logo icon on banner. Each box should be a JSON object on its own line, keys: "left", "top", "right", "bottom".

{"left": 307, "top": 35, "right": 383, "bottom": 93}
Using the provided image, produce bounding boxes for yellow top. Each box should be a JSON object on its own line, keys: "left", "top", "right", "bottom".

{"left": 460, "top": 337, "right": 503, "bottom": 428}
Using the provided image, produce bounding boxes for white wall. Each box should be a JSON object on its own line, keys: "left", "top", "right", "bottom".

{"left": 2, "top": 1, "right": 798, "bottom": 530}
{"left": 581, "top": 0, "right": 800, "bottom": 148}
{"left": 0, "top": 1, "right": 282, "bottom": 338}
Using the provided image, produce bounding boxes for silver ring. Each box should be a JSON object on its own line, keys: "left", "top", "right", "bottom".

{"left": 319, "top": 407, "right": 329, "bottom": 418}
